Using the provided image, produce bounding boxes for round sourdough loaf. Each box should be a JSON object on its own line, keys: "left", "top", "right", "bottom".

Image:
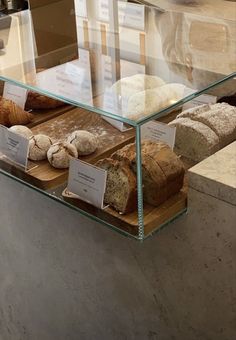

{"left": 28, "top": 134, "right": 52, "bottom": 161}
{"left": 67, "top": 130, "right": 98, "bottom": 156}
{"left": 9, "top": 125, "right": 33, "bottom": 139}
{"left": 125, "top": 83, "right": 185, "bottom": 121}
{"left": 111, "top": 74, "right": 165, "bottom": 99}
{"left": 96, "top": 158, "right": 137, "bottom": 214}
{"left": 47, "top": 142, "right": 78, "bottom": 169}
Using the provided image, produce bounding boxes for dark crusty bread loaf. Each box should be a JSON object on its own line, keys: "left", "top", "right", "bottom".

{"left": 112, "top": 142, "right": 167, "bottom": 206}
{"left": 25, "top": 92, "right": 65, "bottom": 110}
{"left": 141, "top": 140, "right": 185, "bottom": 198}
{"left": 112, "top": 140, "right": 185, "bottom": 207}
{"left": 96, "top": 158, "right": 137, "bottom": 214}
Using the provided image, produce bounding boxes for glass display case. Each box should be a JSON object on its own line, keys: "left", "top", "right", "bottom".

{"left": 0, "top": 0, "right": 235, "bottom": 240}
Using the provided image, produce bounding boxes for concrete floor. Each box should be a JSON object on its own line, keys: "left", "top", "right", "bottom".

{"left": 0, "top": 173, "right": 235, "bottom": 340}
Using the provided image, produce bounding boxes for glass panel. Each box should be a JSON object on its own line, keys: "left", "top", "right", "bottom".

{"left": 0, "top": 0, "right": 235, "bottom": 125}
{"left": 0, "top": 73, "right": 235, "bottom": 239}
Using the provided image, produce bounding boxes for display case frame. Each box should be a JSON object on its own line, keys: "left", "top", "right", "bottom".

{"left": 0, "top": 0, "right": 235, "bottom": 240}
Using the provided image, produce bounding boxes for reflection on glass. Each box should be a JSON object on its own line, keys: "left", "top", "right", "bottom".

{"left": 0, "top": 0, "right": 235, "bottom": 124}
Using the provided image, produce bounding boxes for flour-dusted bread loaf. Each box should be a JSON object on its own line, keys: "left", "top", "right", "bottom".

{"left": 125, "top": 83, "right": 185, "bottom": 121}
{"left": 47, "top": 142, "right": 78, "bottom": 169}
{"left": 96, "top": 158, "right": 137, "bottom": 214}
{"left": 28, "top": 134, "right": 53, "bottom": 161}
{"left": 177, "top": 103, "right": 236, "bottom": 148}
{"left": 112, "top": 141, "right": 185, "bottom": 206}
{"left": 169, "top": 117, "right": 220, "bottom": 162}
{"left": 177, "top": 104, "right": 211, "bottom": 119}
{"left": 111, "top": 74, "right": 165, "bottom": 99}
{"left": 9, "top": 125, "right": 33, "bottom": 139}
{"left": 67, "top": 130, "right": 98, "bottom": 156}
{"left": 25, "top": 92, "right": 65, "bottom": 110}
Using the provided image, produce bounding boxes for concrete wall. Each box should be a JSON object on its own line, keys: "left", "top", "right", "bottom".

{"left": 0, "top": 173, "right": 235, "bottom": 340}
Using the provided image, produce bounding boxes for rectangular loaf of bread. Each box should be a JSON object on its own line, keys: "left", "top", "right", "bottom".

{"left": 177, "top": 103, "right": 236, "bottom": 148}
{"left": 141, "top": 140, "right": 185, "bottom": 198}
{"left": 112, "top": 140, "right": 185, "bottom": 207}
{"left": 96, "top": 158, "right": 137, "bottom": 214}
{"left": 169, "top": 117, "right": 220, "bottom": 162}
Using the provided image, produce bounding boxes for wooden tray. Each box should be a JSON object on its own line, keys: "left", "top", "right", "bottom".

{"left": 27, "top": 104, "right": 71, "bottom": 128}
{"left": 62, "top": 186, "right": 187, "bottom": 237}
{"left": 5, "top": 107, "right": 134, "bottom": 189}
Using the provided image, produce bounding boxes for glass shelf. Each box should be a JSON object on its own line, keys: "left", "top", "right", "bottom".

{"left": 0, "top": 0, "right": 236, "bottom": 240}
{"left": 0, "top": 0, "right": 235, "bottom": 125}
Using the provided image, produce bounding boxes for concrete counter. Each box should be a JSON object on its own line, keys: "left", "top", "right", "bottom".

{"left": 0, "top": 143, "right": 235, "bottom": 340}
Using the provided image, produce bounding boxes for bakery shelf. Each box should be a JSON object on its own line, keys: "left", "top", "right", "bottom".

{"left": 0, "top": 0, "right": 236, "bottom": 240}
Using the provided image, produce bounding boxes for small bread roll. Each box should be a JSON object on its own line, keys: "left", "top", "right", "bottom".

{"left": 9, "top": 125, "right": 33, "bottom": 139}
{"left": 29, "top": 134, "right": 52, "bottom": 161}
{"left": 47, "top": 142, "right": 78, "bottom": 169}
{"left": 67, "top": 130, "right": 98, "bottom": 156}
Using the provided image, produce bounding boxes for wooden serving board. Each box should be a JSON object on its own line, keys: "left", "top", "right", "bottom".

{"left": 62, "top": 186, "right": 187, "bottom": 237}
{"left": 6, "top": 107, "right": 134, "bottom": 189}
{"left": 27, "top": 104, "right": 71, "bottom": 128}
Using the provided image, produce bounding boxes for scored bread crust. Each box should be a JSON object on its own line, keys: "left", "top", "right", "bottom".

{"left": 96, "top": 158, "right": 137, "bottom": 214}
{"left": 112, "top": 141, "right": 184, "bottom": 206}
{"left": 141, "top": 140, "right": 185, "bottom": 199}
{"left": 112, "top": 143, "right": 168, "bottom": 206}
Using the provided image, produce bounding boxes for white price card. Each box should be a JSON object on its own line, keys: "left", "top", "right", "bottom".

{"left": 36, "top": 50, "right": 93, "bottom": 106}
{"left": 0, "top": 125, "right": 29, "bottom": 170}
{"left": 3, "top": 83, "right": 28, "bottom": 109}
{"left": 68, "top": 159, "right": 107, "bottom": 209}
{"left": 141, "top": 121, "right": 176, "bottom": 150}
{"left": 97, "top": 0, "right": 145, "bottom": 31}
{"left": 183, "top": 88, "right": 217, "bottom": 111}
{"left": 102, "top": 116, "right": 132, "bottom": 132}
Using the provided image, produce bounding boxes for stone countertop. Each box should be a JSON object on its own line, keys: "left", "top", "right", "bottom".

{"left": 188, "top": 142, "right": 236, "bottom": 206}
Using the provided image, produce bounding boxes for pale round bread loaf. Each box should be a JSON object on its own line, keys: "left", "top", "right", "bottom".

{"left": 9, "top": 125, "right": 33, "bottom": 139}
{"left": 67, "top": 130, "right": 98, "bottom": 156}
{"left": 47, "top": 142, "right": 78, "bottom": 169}
{"left": 126, "top": 83, "right": 185, "bottom": 120}
{"left": 28, "top": 134, "right": 52, "bottom": 161}
{"left": 111, "top": 74, "right": 166, "bottom": 99}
